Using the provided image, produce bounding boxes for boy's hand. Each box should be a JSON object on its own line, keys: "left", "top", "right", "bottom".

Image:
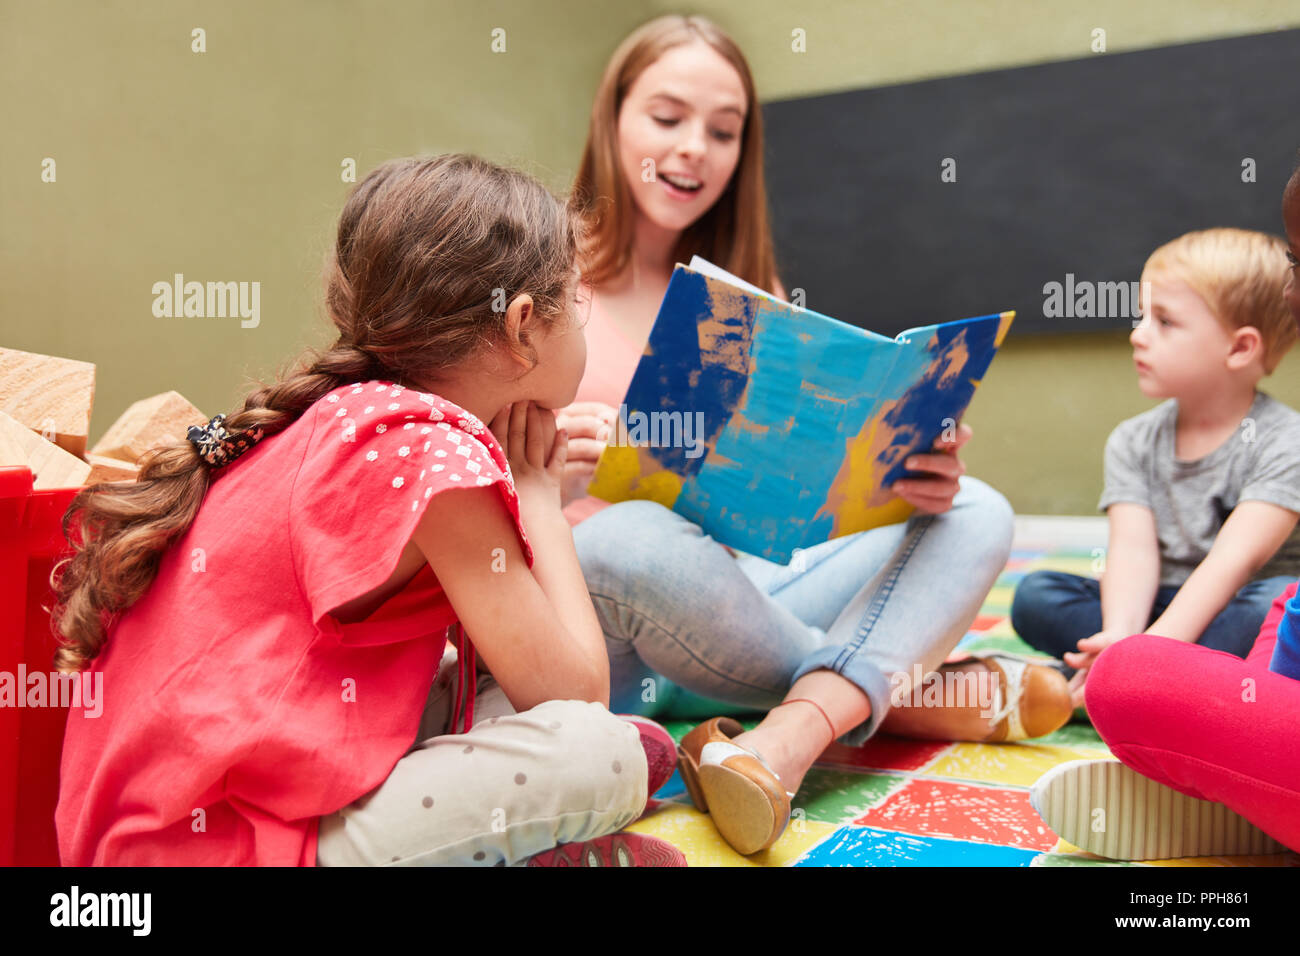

{"left": 1063, "top": 628, "right": 1129, "bottom": 672}
{"left": 489, "top": 402, "right": 566, "bottom": 515}
{"left": 1067, "top": 668, "right": 1090, "bottom": 711}
{"left": 891, "top": 423, "right": 973, "bottom": 515}
{"left": 553, "top": 401, "right": 618, "bottom": 507}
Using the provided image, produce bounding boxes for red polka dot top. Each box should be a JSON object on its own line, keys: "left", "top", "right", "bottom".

{"left": 55, "top": 381, "right": 533, "bottom": 865}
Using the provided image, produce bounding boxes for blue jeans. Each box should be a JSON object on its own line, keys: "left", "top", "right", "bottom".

{"left": 572, "top": 476, "right": 1015, "bottom": 746}
{"left": 1010, "top": 570, "right": 1295, "bottom": 670}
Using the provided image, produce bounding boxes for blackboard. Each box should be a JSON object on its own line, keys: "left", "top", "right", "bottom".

{"left": 761, "top": 28, "right": 1300, "bottom": 337}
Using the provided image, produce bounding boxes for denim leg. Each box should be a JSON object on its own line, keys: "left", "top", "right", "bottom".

{"left": 1007, "top": 566, "right": 1289, "bottom": 666}
{"left": 576, "top": 478, "right": 1013, "bottom": 746}
{"left": 784, "top": 476, "right": 1015, "bottom": 745}
{"left": 1009, "top": 570, "right": 1191, "bottom": 673}
{"left": 573, "top": 500, "right": 828, "bottom": 719}
{"left": 1010, "top": 571, "right": 1105, "bottom": 660}
{"left": 1198, "top": 575, "right": 1295, "bottom": 658}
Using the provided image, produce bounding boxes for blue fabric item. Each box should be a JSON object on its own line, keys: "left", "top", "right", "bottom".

{"left": 1269, "top": 588, "right": 1300, "bottom": 681}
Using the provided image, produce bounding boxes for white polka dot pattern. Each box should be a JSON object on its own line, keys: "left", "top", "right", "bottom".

{"left": 313, "top": 380, "right": 533, "bottom": 566}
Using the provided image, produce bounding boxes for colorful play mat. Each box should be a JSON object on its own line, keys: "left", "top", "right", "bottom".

{"left": 627, "top": 542, "right": 1300, "bottom": 867}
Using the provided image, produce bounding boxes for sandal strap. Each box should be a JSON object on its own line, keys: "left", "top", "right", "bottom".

{"left": 977, "top": 654, "right": 1028, "bottom": 740}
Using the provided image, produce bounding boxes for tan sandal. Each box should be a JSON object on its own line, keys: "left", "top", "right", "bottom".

{"left": 677, "top": 717, "right": 792, "bottom": 855}
{"left": 966, "top": 650, "right": 1073, "bottom": 742}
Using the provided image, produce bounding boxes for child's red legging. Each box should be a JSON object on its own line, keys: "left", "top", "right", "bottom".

{"left": 1086, "top": 581, "right": 1300, "bottom": 853}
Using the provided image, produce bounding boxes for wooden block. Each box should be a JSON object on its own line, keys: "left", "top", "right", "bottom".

{"left": 0, "top": 347, "right": 96, "bottom": 459}
{"left": 86, "top": 453, "right": 140, "bottom": 485}
{"left": 90, "top": 391, "right": 205, "bottom": 464}
{"left": 0, "top": 410, "right": 91, "bottom": 490}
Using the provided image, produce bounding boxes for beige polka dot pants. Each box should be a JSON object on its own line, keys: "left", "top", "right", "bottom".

{"left": 316, "top": 647, "right": 648, "bottom": 866}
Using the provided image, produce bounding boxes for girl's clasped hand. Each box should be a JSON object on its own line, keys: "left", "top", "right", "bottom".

{"left": 490, "top": 400, "right": 570, "bottom": 513}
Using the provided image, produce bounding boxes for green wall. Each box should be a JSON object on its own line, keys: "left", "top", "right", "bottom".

{"left": 4, "top": 0, "right": 1299, "bottom": 513}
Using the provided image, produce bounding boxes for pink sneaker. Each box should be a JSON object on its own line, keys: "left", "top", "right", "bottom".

{"left": 526, "top": 832, "right": 687, "bottom": 867}
{"left": 619, "top": 714, "right": 677, "bottom": 797}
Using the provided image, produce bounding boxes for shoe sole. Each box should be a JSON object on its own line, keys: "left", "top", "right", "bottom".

{"left": 1030, "top": 758, "right": 1282, "bottom": 860}
{"left": 677, "top": 746, "right": 784, "bottom": 855}
{"left": 621, "top": 715, "right": 677, "bottom": 795}
{"left": 526, "top": 834, "right": 688, "bottom": 866}
{"left": 698, "top": 763, "right": 780, "bottom": 855}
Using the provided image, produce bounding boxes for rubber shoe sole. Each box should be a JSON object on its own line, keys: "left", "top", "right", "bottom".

{"left": 1030, "top": 758, "right": 1283, "bottom": 860}
{"left": 526, "top": 832, "right": 687, "bottom": 866}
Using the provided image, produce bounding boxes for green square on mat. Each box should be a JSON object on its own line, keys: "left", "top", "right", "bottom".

{"left": 1033, "top": 720, "right": 1107, "bottom": 750}
{"left": 793, "top": 768, "right": 908, "bottom": 824}
{"left": 661, "top": 720, "right": 694, "bottom": 744}
{"left": 957, "top": 633, "right": 1043, "bottom": 656}
{"left": 660, "top": 716, "right": 761, "bottom": 745}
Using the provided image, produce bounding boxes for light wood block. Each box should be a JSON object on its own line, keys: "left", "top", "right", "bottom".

{"left": 0, "top": 347, "right": 96, "bottom": 459}
{"left": 90, "top": 391, "right": 205, "bottom": 464}
{"left": 0, "top": 410, "right": 91, "bottom": 490}
{"left": 86, "top": 453, "right": 140, "bottom": 485}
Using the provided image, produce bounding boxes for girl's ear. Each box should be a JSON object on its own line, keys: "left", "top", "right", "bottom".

{"left": 503, "top": 293, "right": 537, "bottom": 370}
{"left": 1227, "top": 324, "right": 1264, "bottom": 370}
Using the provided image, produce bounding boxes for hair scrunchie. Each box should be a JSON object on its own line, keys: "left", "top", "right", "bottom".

{"left": 186, "top": 413, "right": 266, "bottom": 468}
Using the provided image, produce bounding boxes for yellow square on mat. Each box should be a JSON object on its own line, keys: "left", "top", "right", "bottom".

{"left": 982, "top": 585, "right": 1016, "bottom": 608}
{"left": 925, "top": 741, "right": 1113, "bottom": 788}
{"left": 624, "top": 802, "right": 837, "bottom": 867}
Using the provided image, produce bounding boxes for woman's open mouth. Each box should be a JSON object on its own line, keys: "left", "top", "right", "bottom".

{"left": 660, "top": 171, "right": 704, "bottom": 199}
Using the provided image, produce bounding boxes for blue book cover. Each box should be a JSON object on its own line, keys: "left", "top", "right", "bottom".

{"left": 588, "top": 257, "right": 1014, "bottom": 562}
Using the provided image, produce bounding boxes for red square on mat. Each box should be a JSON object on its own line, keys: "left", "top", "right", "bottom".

{"left": 967, "top": 614, "right": 1005, "bottom": 632}
{"left": 852, "top": 778, "right": 1058, "bottom": 850}
{"left": 816, "top": 735, "right": 950, "bottom": 774}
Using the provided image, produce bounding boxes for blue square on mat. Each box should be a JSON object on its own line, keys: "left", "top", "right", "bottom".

{"left": 794, "top": 826, "right": 1042, "bottom": 867}
{"left": 652, "top": 768, "right": 687, "bottom": 801}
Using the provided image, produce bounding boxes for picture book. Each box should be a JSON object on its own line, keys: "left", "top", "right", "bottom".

{"left": 586, "top": 256, "right": 1015, "bottom": 562}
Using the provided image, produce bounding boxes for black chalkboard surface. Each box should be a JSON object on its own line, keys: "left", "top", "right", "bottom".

{"left": 761, "top": 28, "right": 1300, "bottom": 337}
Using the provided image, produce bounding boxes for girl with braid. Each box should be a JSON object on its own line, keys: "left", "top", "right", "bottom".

{"left": 51, "top": 154, "right": 683, "bottom": 867}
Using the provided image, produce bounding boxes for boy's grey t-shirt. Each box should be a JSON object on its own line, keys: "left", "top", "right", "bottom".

{"left": 1098, "top": 391, "right": 1300, "bottom": 587}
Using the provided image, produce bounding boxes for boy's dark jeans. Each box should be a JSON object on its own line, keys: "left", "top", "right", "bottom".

{"left": 1010, "top": 570, "right": 1295, "bottom": 674}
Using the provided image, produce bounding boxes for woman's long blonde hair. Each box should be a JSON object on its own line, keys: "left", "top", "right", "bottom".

{"left": 572, "top": 14, "right": 780, "bottom": 293}
{"left": 50, "top": 154, "right": 584, "bottom": 672}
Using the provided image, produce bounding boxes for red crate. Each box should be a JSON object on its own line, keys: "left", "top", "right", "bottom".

{"left": 0, "top": 465, "right": 79, "bottom": 867}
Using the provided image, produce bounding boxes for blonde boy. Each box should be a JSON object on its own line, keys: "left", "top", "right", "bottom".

{"left": 1012, "top": 228, "right": 1300, "bottom": 705}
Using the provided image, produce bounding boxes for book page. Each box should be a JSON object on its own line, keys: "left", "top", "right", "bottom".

{"left": 687, "top": 256, "right": 791, "bottom": 305}
{"left": 686, "top": 256, "right": 894, "bottom": 343}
